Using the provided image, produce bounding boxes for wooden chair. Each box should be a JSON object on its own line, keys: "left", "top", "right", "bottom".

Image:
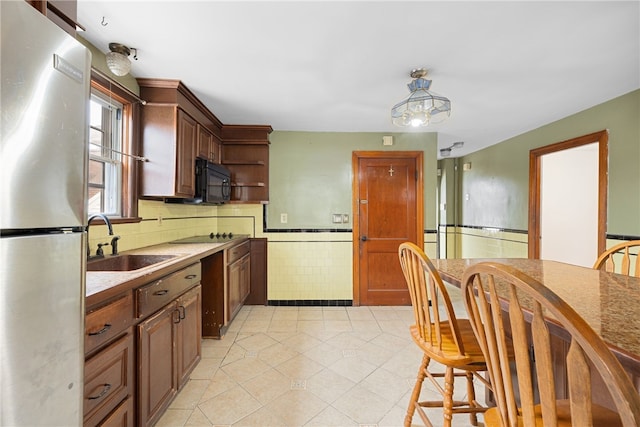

{"left": 398, "top": 243, "right": 492, "bottom": 427}
{"left": 461, "top": 261, "right": 640, "bottom": 427}
{"left": 593, "top": 240, "right": 640, "bottom": 277}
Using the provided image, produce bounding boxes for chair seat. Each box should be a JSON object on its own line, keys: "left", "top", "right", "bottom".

{"left": 411, "top": 319, "right": 487, "bottom": 368}
{"left": 483, "top": 400, "right": 623, "bottom": 427}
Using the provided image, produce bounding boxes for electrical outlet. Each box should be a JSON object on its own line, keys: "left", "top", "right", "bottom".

{"left": 280, "top": 213, "right": 288, "bottom": 224}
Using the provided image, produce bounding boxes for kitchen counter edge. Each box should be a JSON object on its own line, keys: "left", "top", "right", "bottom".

{"left": 85, "top": 238, "right": 249, "bottom": 309}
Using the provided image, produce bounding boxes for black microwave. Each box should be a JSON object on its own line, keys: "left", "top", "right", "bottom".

{"left": 194, "top": 158, "right": 231, "bottom": 204}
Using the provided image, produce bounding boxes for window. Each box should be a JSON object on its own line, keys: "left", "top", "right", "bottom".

{"left": 89, "top": 91, "right": 123, "bottom": 216}
{"left": 88, "top": 70, "right": 141, "bottom": 222}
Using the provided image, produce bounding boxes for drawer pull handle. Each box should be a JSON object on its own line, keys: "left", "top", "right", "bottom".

{"left": 153, "top": 290, "right": 169, "bottom": 296}
{"left": 88, "top": 383, "right": 112, "bottom": 400}
{"left": 185, "top": 274, "right": 197, "bottom": 279}
{"left": 178, "top": 305, "right": 186, "bottom": 320}
{"left": 88, "top": 323, "right": 112, "bottom": 336}
{"left": 173, "top": 308, "right": 181, "bottom": 324}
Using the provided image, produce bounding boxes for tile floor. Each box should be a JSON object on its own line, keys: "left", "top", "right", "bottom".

{"left": 157, "top": 284, "right": 486, "bottom": 427}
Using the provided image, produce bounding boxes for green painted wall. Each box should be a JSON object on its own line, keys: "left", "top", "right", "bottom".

{"left": 458, "top": 89, "right": 640, "bottom": 236}
{"left": 268, "top": 131, "right": 438, "bottom": 230}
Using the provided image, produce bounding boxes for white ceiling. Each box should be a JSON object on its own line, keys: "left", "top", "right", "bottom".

{"left": 77, "top": 1, "right": 640, "bottom": 158}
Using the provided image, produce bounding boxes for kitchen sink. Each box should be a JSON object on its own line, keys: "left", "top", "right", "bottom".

{"left": 87, "top": 254, "right": 177, "bottom": 272}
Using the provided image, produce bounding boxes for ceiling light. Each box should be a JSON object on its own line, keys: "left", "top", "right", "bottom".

{"left": 391, "top": 68, "right": 451, "bottom": 128}
{"left": 440, "top": 141, "right": 464, "bottom": 157}
{"left": 105, "top": 42, "right": 136, "bottom": 76}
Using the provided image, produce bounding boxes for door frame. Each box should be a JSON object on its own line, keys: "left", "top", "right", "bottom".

{"left": 528, "top": 130, "right": 608, "bottom": 259}
{"left": 352, "top": 151, "right": 424, "bottom": 306}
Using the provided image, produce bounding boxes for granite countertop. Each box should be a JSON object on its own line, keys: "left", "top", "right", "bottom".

{"left": 85, "top": 238, "right": 248, "bottom": 308}
{"left": 432, "top": 258, "right": 640, "bottom": 362}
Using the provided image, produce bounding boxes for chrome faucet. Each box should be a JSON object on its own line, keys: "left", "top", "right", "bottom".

{"left": 87, "top": 213, "right": 120, "bottom": 258}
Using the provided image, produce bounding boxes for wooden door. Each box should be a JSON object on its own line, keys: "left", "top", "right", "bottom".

{"left": 137, "top": 303, "right": 178, "bottom": 427}
{"left": 353, "top": 151, "right": 423, "bottom": 305}
{"left": 176, "top": 285, "right": 202, "bottom": 388}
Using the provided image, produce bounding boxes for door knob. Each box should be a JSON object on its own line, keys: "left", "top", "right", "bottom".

{"left": 361, "top": 236, "right": 367, "bottom": 241}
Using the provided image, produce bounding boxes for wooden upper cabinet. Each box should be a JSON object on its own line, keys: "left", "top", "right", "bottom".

{"left": 197, "top": 125, "right": 221, "bottom": 163}
{"left": 27, "top": 0, "right": 79, "bottom": 35}
{"left": 222, "top": 125, "right": 272, "bottom": 204}
{"left": 137, "top": 79, "right": 272, "bottom": 203}
{"left": 176, "top": 110, "right": 197, "bottom": 196}
{"left": 138, "top": 105, "right": 196, "bottom": 198}
{"left": 138, "top": 79, "right": 223, "bottom": 199}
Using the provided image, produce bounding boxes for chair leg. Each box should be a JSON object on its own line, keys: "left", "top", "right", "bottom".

{"left": 466, "top": 371, "right": 479, "bottom": 426}
{"left": 443, "top": 367, "right": 454, "bottom": 427}
{"left": 405, "top": 354, "right": 430, "bottom": 427}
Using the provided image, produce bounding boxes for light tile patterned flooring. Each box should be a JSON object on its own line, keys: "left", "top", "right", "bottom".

{"left": 157, "top": 285, "right": 485, "bottom": 427}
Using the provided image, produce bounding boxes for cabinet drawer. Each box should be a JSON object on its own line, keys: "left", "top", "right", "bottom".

{"left": 136, "top": 263, "right": 201, "bottom": 318}
{"left": 85, "top": 293, "right": 133, "bottom": 355}
{"left": 84, "top": 332, "right": 134, "bottom": 425}
{"left": 94, "top": 395, "right": 134, "bottom": 427}
{"left": 228, "top": 240, "right": 250, "bottom": 264}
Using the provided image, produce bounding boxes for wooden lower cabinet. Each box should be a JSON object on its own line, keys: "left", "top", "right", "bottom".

{"left": 137, "top": 303, "right": 178, "bottom": 427}
{"left": 96, "top": 395, "right": 134, "bottom": 427}
{"left": 227, "top": 252, "right": 250, "bottom": 322}
{"left": 201, "top": 238, "right": 265, "bottom": 338}
{"left": 137, "top": 284, "right": 202, "bottom": 427}
{"left": 227, "top": 240, "right": 251, "bottom": 323}
{"left": 84, "top": 331, "right": 134, "bottom": 427}
{"left": 177, "top": 286, "right": 202, "bottom": 388}
{"left": 86, "top": 263, "right": 203, "bottom": 426}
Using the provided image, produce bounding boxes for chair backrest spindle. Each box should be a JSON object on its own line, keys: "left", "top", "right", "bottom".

{"left": 593, "top": 240, "right": 640, "bottom": 277}
{"left": 462, "top": 262, "right": 640, "bottom": 427}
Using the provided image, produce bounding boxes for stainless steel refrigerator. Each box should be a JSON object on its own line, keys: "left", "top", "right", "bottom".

{"left": 1, "top": 1, "right": 91, "bottom": 425}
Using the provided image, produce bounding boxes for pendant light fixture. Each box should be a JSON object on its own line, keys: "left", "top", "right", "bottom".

{"left": 105, "top": 42, "right": 137, "bottom": 77}
{"left": 391, "top": 68, "right": 451, "bottom": 127}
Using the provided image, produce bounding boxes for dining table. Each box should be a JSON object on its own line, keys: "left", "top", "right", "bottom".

{"left": 431, "top": 258, "right": 640, "bottom": 398}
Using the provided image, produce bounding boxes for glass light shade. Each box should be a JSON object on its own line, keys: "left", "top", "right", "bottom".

{"left": 106, "top": 51, "right": 131, "bottom": 76}
{"left": 391, "top": 77, "right": 451, "bottom": 127}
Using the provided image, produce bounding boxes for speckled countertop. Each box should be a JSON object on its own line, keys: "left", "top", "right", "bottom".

{"left": 432, "top": 258, "right": 640, "bottom": 362}
{"left": 85, "top": 238, "right": 248, "bottom": 308}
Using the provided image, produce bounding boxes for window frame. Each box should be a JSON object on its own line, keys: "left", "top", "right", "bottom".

{"left": 89, "top": 90, "right": 123, "bottom": 216}
{"left": 90, "top": 69, "right": 141, "bottom": 223}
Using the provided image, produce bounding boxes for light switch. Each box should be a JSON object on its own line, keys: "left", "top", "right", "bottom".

{"left": 342, "top": 214, "right": 349, "bottom": 223}
{"left": 332, "top": 214, "right": 342, "bottom": 224}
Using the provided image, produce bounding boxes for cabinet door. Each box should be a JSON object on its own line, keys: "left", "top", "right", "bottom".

{"left": 240, "top": 256, "right": 251, "bottom": 304}
{"left": 176, "top": 110, "right": 197, "bottom": 197}
{"left": 227, "top": 253, "right": 250, "bottom": 322}
{"left": 227, "top": 258, "right": 242, "bottom": 322}
{"left": 197, "top": 125, "right": 214, "bottom": 162}
{"left": 137, "top": 304, "right": 178, "bottom": 427}
{"left": 176, "top": 285, "right": 202, "bottom": 388}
